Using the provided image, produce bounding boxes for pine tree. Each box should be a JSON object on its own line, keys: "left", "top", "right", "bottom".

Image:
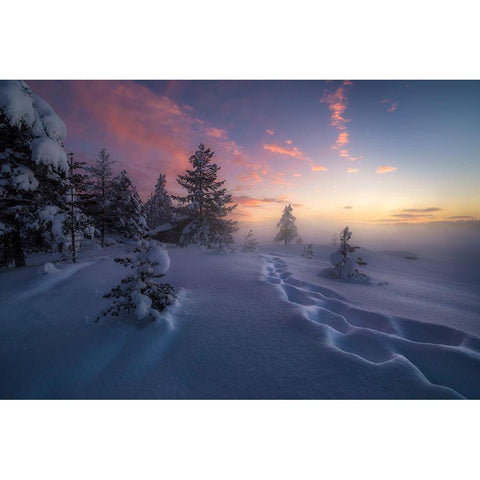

{"left": 330, "top": 226, "right": 367, "bottom": 278}
{"left": 88, "top": 148, "right": 115, "bottom": 247}
{"left": 301, "top": 244, "right": 314, "bottom": 259}
{"left": 274, "top": 204, "right": 298, "bottom": 245}
{"left": 144, "top": 173, "right": 173, "bottom": 229}
{"left": 97, "top": 239, "right": 175, "bottom": 323}
{"left": 242, "top": 229, "right": 258, "bottom": 252}
{"left": 109, "top": 170, "right": 146, "bottom": 239}
{"left": 172, "top": 143, "right": 238, "bottom": 248}
{"left": 0, "top": 81, "right": 69, "bottom": 268}
{"left": 296, "top": 236, "right": 303, "bottom": 245}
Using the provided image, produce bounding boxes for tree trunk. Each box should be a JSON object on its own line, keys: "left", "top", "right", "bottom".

{"left": 12, "top": 230, "right": 26, "bottom": 268}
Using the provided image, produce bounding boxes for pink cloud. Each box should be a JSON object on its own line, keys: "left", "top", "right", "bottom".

{"left": 239, "top": 171, "right": 262, "bottom": 184}
{"left": 293, "top": 172, "right": 302, "bottom": 177}
{"left": 263, "top": 143, "right": 307, "bottom": 160}
{"left": 381, "top": 98, "right": 400, "bottom": 112}
{"left": 376, "top": 165, "right": 397, "bottom": 174}
{"left": 286, "top": 139, "right": 292, "bottom": 144}
{"left": 272, "top": 172, "right": 290, "bottom": 184}
{"left": 266, "top": 128, "right": 275, "bottom": 135}
{"left": 321, "top": 82, "right": 351, "bottom": 130}
{"left": 29, "top": 80, "right": 255, "bottom": 201}
{"left": 312, "top": 165, "right": 328, "bottom": 172}
{"left": 387, "top": 101, "right": 400, "bottom": 113}
{"left": 347, "top": 167, "right": 359, "bottom": 173}
{"left": 238, "top": 161, "right": 270, "bottom": 187}
{"left": 333, "top": 132, "right": 349, "bottom": 149}
{"left": 207, "top": 127, "right": 227, "bottom": 138}
{"left": 321, "top": 81, "right": 362, "bottom": 163}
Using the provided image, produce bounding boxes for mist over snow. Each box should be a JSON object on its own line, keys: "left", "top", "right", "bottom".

{"left": 236, "top": 218, "right": 480, "bottom": 262}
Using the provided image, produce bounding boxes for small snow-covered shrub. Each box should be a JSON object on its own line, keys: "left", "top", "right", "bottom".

{"left": 41, "top": 262, "right": 58, "bottom": 275}
{"left": 97, "top": 239, "right": 175, "bottom": 323}
{"left": 242, "top": 229, "right": 258, "bottom": 252}
{"left": 301, "top": 244, "right": 314, "bottom": 259}
{"left": 330, "top": 226, "right": 367, "bottom": 279}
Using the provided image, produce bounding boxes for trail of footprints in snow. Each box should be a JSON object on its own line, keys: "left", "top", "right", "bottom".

{"left": 260, "top": 255, "right": 480, "bottom": 398}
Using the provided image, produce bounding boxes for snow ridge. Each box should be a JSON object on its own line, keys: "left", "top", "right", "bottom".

{"left": 261, "top": 254, "right": 480, "bottom": 398}
{"left": 13, "top": 261, "right": 95, "bottom": 302}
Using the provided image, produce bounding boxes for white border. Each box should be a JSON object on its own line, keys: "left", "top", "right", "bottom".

{"left": 1, "top": 1, "right": 479, "bottom": 478}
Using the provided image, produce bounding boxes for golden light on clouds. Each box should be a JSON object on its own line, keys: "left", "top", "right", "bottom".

{"left": 377, "top": 166, "right": 398, "bottom": 174}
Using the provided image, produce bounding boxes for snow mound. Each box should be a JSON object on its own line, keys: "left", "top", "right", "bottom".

{"left": 133, "top": 291, "right": 153, "bottom": 320}
{"left": 146, "top": 242, "right": 170, "bottom": 275}
{"left": 40, "top": 262, "right": 59, "bottom": 275}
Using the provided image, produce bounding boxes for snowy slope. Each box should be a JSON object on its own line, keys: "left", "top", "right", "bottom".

{"left": 0, "top": 241, "right": 479, "bottom": 399}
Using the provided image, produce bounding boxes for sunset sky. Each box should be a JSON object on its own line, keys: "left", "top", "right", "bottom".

{"left": 28, "top": 80, "right": 480, "bottom": 225}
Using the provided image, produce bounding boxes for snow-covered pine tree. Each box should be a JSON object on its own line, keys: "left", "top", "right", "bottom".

{"left": 242, "top": 229, "right": 258, "bottom": 252}
{"left": 144, "top": 173, "right": 173, "bottom": 229}
{"left": 274, "top": 204, "right": 298, "bottom": 245}
{"left": 109, "top": 170, "right": 146, "bottom": 239}
{"left": 0, "top": 81, "right": 69, "bottom": 268}
{"left": 211, "top": 190, "right": 238, "bottom": 251}
{"left": 97, "top": 239, "right": 175, "bottom": 323}
{"left": 87, "top": 148, "right": 115, "bottom": 247}
{"left": 296, "top": 236, "right": 303, "bottom": 245}
{"left": 172, "top": 143, "right": 238, "bottom": 248}
{"left": 330, "top": 226, "right": 367, "bottom": 278}
{"left": 301, "top": 244, "right": 314, "bottom": 259}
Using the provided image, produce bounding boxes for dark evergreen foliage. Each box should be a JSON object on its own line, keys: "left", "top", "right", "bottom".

{"left": 63, "top": 153, "right": 95, "bottom": 262}
{"left": 109, "top": 170, "right": 145, "bottom": 239}
{"left": 87, "top": 148, "right": 115, "bottom": 247}
{"left": 0, "top": 112, "right": 69, "bottom": 267}
{"left": 144, "top": 173, "right": 173, "bottom": 229}
{"left": 172, "top": 143, "right": 238, "bottom": 249}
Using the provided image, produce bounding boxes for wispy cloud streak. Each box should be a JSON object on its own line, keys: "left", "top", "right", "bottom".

{"left": 382, "top": 98, "right": 400, "bottom": 113}
{"left": 377, "top": 165, "right": 397, "bottom": 174}
{"left": 321, "top": 81, "right": 362, "bottom": 163}
{"left": 263, "top": 143, "right": 307, "bottom": 160}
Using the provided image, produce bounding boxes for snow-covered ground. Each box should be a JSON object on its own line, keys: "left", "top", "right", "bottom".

{"left": 1, "top": 240, "right": 479, "bottom": 399}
